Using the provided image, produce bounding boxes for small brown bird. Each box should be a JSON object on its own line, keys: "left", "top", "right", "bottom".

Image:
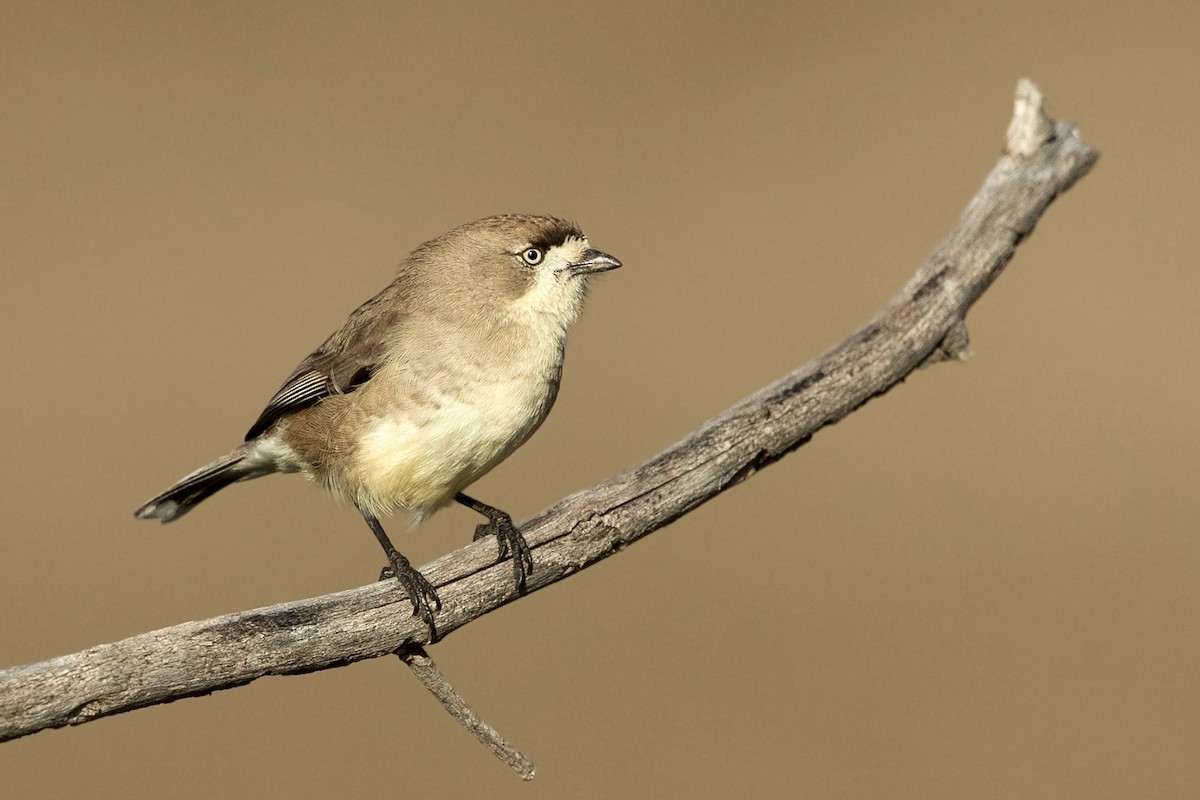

{"left": 135, "top": 215, "right": 621, "bottom": 627}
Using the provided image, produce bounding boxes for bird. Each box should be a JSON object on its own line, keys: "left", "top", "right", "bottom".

{"left": 134, "top": 214, "right": 621, "bottom": 629}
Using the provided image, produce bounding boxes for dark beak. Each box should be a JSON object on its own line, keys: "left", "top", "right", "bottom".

{"left": 568, "top": 248, "right": 622, "bottom": 277}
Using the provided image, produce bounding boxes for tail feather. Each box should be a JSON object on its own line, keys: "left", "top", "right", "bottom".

{"left": 134, "top": 447, "right": 264, "bottom": 523}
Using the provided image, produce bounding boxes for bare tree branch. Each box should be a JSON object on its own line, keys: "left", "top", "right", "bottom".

{"left": 0, "top": 79, "right": 1098, "bottom": 745}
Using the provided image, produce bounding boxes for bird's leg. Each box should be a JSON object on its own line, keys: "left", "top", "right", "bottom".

{"left": 454, "top": 492, "right": 533, "bottom": 592}
{"left": 363, "top": 511, "right": 442, "bottom": 634}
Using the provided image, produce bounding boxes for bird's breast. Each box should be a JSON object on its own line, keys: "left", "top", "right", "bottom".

{"left": 347, "top": 348, "right": 562, "bottom": 518}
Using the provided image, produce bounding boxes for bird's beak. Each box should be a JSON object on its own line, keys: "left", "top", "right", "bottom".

{"left": 568, "top": 248, "right": 622, "bottom": 277}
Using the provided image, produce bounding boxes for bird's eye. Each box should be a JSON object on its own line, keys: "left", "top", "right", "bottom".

{"left": 521, "top": 247, "right": 544, "bottom": 266}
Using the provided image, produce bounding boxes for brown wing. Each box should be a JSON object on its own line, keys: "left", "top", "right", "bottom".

{"left": 244, "top": 284, "right": 403, "bottom": 441}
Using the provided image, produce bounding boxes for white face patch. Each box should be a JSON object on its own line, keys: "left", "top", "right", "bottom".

{"left": 509, "top": 236, "right": 590, "bottom": 331}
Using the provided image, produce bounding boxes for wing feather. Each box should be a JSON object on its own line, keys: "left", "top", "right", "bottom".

{"left": 244, "top": 283, "right": 403, "bottom": 440}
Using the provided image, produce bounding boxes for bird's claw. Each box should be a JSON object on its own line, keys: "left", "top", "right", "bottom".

{"left": 379, "top": 557, "right": 442, "bottom": 638}
{"left": 473, "top": 514, "right": 534, "bottom": 592}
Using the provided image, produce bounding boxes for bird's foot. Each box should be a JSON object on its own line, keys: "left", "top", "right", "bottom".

{"left": 473, "top": 511, "right": 534, "bottom": 592}
{"left": 378, "top": 554, "right": 442, "bottom": 638}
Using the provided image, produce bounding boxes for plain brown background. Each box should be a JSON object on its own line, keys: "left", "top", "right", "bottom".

{"left": 2, "top": 1, "right": 1197, "bottom": 797}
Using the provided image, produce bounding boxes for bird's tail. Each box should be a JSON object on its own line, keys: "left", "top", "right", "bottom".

{"left": 134, "top": 445, "right": 269, "bottom": 523}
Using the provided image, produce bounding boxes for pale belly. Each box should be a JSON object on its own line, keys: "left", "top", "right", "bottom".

{"left": 349, "top": 373, "right": 555, "bottom": 519}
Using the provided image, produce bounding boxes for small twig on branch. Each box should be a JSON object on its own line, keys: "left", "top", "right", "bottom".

{"left": 0, "top": 80, "right": 1098, "bottom": 754}
{"left": 399, "top": 648, "right": 535, "bottom": 779}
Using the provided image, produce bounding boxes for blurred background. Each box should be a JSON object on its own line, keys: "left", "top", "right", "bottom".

{"left": 2, "top": 1, "right": 1197, "bottom": 797}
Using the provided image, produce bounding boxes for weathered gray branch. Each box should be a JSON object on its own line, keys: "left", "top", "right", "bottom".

{"left": 0, "top": 80, "right": 1098, "bottom": 744}
{"left": 398, "top": 647, "right": 536, "bottom": 779}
